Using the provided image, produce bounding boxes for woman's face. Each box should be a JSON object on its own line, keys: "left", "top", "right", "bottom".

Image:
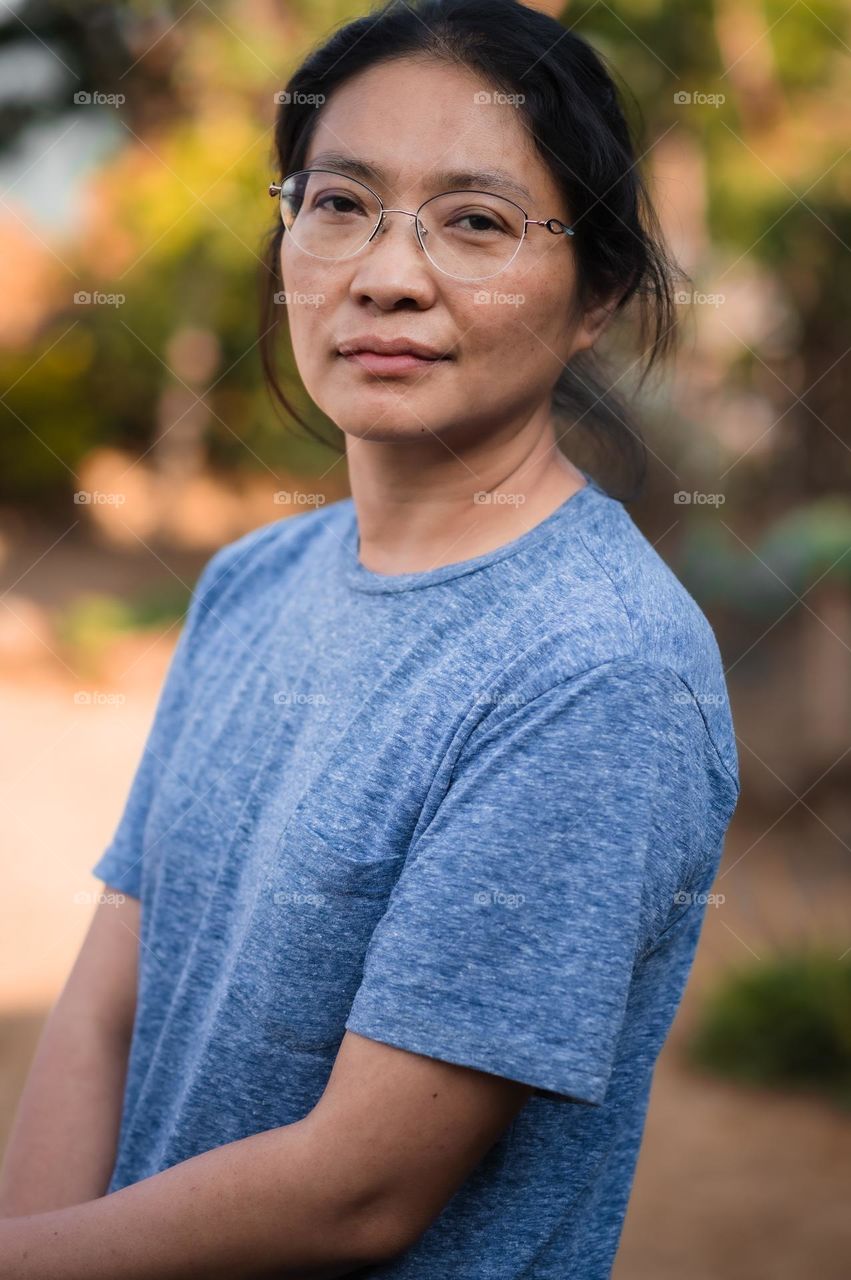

{"left": 279, "top": 56, "right": 603, "bottom": 451}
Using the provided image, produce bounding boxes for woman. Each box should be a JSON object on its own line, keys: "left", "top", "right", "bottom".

{"left": 0, "top": 1, "right": 739, "bottom": 1276}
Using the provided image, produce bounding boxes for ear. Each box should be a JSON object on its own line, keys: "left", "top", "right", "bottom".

{"left": 573, "top": 294, "right": 620, "bottom": 353}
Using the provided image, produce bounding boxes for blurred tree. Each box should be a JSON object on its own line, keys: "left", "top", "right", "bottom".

{"left": 0, "top": 0, "right": 190, "bottom": 148}
{"left": 560, "top": 0, "right": 850, "bottom": 506}
{"left": 0, "top": 0, "right": 346, "bottom": 508}
{"left": 0, "top": 0, "right": 848, "bottom": 521}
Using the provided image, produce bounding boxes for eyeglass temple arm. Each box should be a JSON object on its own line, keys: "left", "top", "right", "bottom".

{"left": 525, "top": 217, "right": 575, "bottom": 237}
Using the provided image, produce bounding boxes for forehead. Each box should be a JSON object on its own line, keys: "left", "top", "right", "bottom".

{"left": 303, "top": 55, "right": 554, "bottom": 206}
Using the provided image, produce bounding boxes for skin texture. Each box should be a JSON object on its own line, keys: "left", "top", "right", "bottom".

{"left": 280, "top": 55, "right": 614, "bottom": 575}
{"left": 0, "top": 53, "right": 617, "bottom": 1279}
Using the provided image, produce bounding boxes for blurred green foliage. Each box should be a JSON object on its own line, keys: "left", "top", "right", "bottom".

{"left": 54, "top": 583, "right": 191, "bottom": 640}
{"left": 679, "top": 495, "right": 851, "bottom": 612}
{"left": 0, "top": 0, "right": 347, "bottom": 507}
{"left": 688, "top": 949, "right": 851, "bottom": 1109}
{"left": 53, "top": 583, "right": 191, "bottom": 669}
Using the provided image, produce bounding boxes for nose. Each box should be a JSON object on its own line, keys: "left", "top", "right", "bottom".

{"left": 348, "top": 208, "right": 436, "bottom": 308}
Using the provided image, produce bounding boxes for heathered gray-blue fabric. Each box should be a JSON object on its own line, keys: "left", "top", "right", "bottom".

{"left": 92, "top": 471, "right": 740, "bottom": 1278}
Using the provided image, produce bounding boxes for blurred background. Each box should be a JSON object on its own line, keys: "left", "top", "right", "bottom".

{"left": 0, "top": 0, "right": 849, "bottom": 1275}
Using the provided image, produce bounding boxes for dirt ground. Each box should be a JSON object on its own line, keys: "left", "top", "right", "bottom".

{"left": 1, "top": 658, "right": 850, "bottom": 1277}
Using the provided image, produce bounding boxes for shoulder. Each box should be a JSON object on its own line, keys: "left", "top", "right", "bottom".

{"left": 175, "top": 498, "right": 353, "bottom": 663}
{"left": 191, "top": 496, "right": 353, "bottom": 611}
{"left": 470, "top": 658, "right": 740, "bottom": 873}
{"left": 584, "top": 497, "right": 740, "bottom": 796}
{"left": 515, "top": 489, "right": 741, "bottom": 796}
{"left": 469, "top": 658, "right": 720, "bottom": 766}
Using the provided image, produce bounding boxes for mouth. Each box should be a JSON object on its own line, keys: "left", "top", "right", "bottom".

{"left": 336, "top": 337, "right": 453, "bottom": 377}
{"left": 339, "top": 350, "right": 451, "bottom": 375}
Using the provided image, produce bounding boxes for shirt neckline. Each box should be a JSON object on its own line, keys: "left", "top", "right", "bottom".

{"left": 340, "top": 469, "right": 605, "bottom": 594}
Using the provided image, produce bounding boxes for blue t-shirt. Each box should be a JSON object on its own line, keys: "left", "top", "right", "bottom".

{"left": 92, "top": 472, "right": 740, "bottom": 1278}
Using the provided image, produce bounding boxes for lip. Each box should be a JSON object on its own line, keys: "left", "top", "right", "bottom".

{"left": 340, "top": 350, "right": 449, "bottom": 375}
{"left": 338, "top": 335, "right": 451, "bottom": 360}
{"left": 337, "top": 336, "right": 453, "bottom": 377}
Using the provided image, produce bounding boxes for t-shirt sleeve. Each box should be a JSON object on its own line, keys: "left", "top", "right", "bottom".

{"left": 89, "top": 538, "right": 246, "bottom": 899}
{"left": 344, "top": 658, "right": 716, "bottom": 1106}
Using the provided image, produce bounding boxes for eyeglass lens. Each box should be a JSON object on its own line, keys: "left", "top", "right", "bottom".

{"left": 279, "top": 169, "right": 526, "bottom": 280}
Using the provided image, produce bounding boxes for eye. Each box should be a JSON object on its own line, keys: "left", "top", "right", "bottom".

{"left": 445, "top": 206, "right": 511, "bottom": 236}
{"left": 311, "top": 191, "right": 367, "bottom": 216}
{"left": 453, "top": 211, "right": 504, "bottom": 234}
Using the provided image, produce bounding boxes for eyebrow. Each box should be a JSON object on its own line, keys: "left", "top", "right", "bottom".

{"left": 306, "top": 151, "right": 533, "bottom": 206}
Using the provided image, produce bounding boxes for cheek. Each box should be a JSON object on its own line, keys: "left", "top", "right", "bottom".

{"left": 284, "top": 304, "right": 330, "bottom": 398}
{"left": 279, "top": 248, "right": 334, "bottom": 366}
{"left": 460, "top": 292, "right": 556, "bottom": 375}
{"left": 280, "top": 240, "right": 323, "bottom": 294}
{"left": 524, "top": 293, "right": 572, "bottom": 355}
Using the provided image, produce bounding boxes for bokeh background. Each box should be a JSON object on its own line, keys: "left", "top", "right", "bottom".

{"left": 1, "top": 1, "right": 849, "bottom": 1275}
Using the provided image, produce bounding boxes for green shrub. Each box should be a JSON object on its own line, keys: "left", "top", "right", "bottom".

{"left": 54, "top": 586, "right": 191, "bottom": 658}
{"left": 687, "top": 949, "right": 851, "bottom": 1109}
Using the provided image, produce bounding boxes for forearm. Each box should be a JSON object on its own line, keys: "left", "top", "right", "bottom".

{"left": 0, "top": 1116, "right": 396, "bottom": 1279}
{"left": 0, "top": 1009, "right": 129, "bottom": 1217}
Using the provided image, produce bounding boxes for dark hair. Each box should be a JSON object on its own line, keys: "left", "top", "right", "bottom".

{"left": 259, "top": 0, "right": 682, "bottom": 501}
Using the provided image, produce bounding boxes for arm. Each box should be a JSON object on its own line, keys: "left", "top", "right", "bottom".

{"left": 0, "top": 1029, "right": 532, "bottom": 1279}
{"left": 0, "top": 887, "right": 139, "bottom": 1217}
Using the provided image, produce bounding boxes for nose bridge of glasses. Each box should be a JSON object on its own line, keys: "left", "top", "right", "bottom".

{"left": 369, "top": 205, "right": 428, "bottom": 247}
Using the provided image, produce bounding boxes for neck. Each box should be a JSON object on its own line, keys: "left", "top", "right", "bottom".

{"left": 345, "top": 410, "right": 588, "bottom": 576}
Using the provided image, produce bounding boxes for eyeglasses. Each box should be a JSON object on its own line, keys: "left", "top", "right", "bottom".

{"left": 268, "top": 168, "right": 575, "bottom": 282}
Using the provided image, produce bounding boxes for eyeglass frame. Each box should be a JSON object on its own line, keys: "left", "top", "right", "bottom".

{"left": 268, "top": 167, "right": 575, "bottom": 281}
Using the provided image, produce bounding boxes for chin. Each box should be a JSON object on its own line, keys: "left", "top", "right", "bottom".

{"left": 333, "top": 415, "right": 444, "bottom": 443}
